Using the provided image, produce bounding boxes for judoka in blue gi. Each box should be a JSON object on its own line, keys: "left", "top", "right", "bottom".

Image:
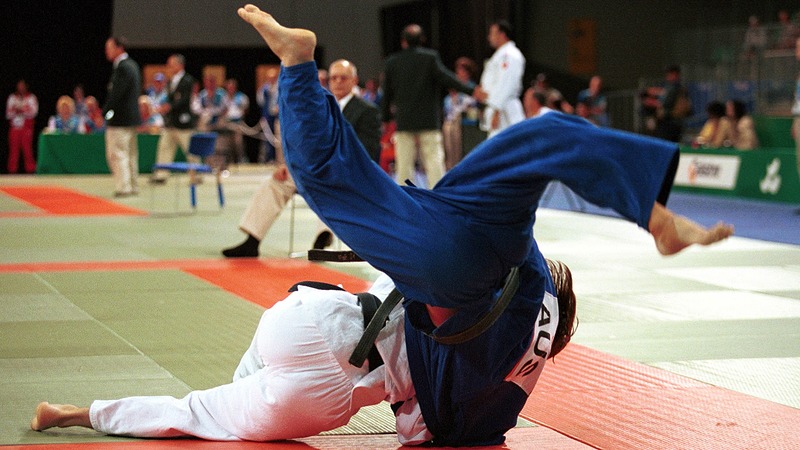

{"left": 30, "top": 5, "right": 733, "bottom": 446}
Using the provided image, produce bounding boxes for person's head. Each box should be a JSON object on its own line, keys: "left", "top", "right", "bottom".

{"left": 365, "top": 77, "right": 378, "bottom": 92}
{"left": 153, "top": 72, "right": 165, "bottom": 90}
{"left": 546, "top": 259, "right": 578, "bottom": 359}
{"left": 748, "top": 15, "right": 760, "bottom": 27}
{"left": 56, "top": 95, "right": 75, "bottom": 119}
{"left": 454, "top": 57, "right": 477, "bottom": 83}
{"left": 317, "top": 68, "right": 329, "bottom": 88}
{"left": 401, "top": 24, "right": 425, "bottom": 49}
{"left": 225, "top": 78, "right": 238, "bottom": 95}
{"left": 72, "top": 85, "right": 85, "bottom": 102}
{"left": 15, "top": 79, "right": 28, "bottom": 95}
{"left": 779, "top": 10, "right": 790, "bottom": 23}
{"left": 328, "top": 59, "right": 358, "bottom": 101}
{"left": 488, "top": 20, "right": 513, "bottom": 49}
{"left": 575, "top": 99, "right": 591, "bottom": 119}
{"left": 589, "top": 75, "right": 602, "bottom": 95}
{"left": 104, "top": 37, "right": 127, "bottom": 62}
{"left": 84, "top": 96, "right": 99, "bottom": 114}
{"left": 203, "top": 75, "right": 218, "bottom": 91}
{"left": 706, "top": 100, "right": 725, "bottom": 119}
{"left": 665, "top": 65, "right": 681, "bottom": 82}
{"left": 165, "top": 54, "right": 186, "bottom": 77}
{"left": 727, "top": 99, "right": 747, "bottom": 121}
{"left": 523, "top": 87, "right": 546, "bottom": 117}
{"left": 535, "top": 73, "right": 550, "bottom": 90}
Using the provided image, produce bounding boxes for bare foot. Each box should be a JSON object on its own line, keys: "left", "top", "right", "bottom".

{"left": 31, "top": 402, "right": 91, "bottom": 431}
{"left": 650, "top": 203, "right": 734, "bottom": 255}
{"left": 237, "top": 4, "right": 316, "bottom": 66}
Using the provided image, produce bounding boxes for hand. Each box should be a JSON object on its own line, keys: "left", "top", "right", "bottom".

{"left": 472, "top": 85, "right": 488, "bottom": 103}
{"left": 491, "top": 110, "right": 500, "bottom": 130}
{"left": 273, "top": 164, "right": 289, "bottom": 181}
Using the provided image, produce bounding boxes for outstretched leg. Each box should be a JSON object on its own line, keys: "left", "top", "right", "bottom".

{"left": 31, "top": 402, "right": 92, "bottom": 431}
{"left": 649, "top": 202, "right": 734, "bottom": 255}
{"left": 237, "top": 4, "right": 316, "bottom": 67}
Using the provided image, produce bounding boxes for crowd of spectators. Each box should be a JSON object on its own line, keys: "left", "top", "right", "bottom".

{"left": 7, "top": 9, "right": 800, "bottom": 176}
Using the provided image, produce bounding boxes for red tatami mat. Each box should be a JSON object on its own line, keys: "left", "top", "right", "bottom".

{"left": 521, "top": 344, "right": 800, "bottom": 449}
{"left": 2, "top": 427, "right": 590, "bottom": 450}
{"left": 0, "top": 186, "right": 146, "bottom": 216}
{"left": 0, "top": 258, "right": 370, "bottom": 309}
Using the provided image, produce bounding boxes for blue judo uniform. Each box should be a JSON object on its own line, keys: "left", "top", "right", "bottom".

{"left": 277, "top": 62, "right": 678, "bottom": 446}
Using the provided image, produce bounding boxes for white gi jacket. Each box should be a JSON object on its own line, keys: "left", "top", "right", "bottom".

{"left": 479, "top": 40, "right": 526, "bottom": 138}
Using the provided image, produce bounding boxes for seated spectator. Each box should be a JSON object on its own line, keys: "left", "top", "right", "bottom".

{"left": 72, "top": 84, "right": 87, "bottom": 121}
{"left": 693, "top": 101, "right": 733, "bottom": 148}
{"left": 146, "top": 72, "right": 168, "bottom": 110}
{"left": 576, "top": 75, "right": 609, "bottom": 126}
{"left": 361, "top": 77, "right": 382, "bottom": 106}
{"left": 727, "top": 100, "right": 759, "bottom": 150}
{"left": 442, "top": 57, "right": 478, "bottom": 170}
{"left": 136, "top": 95, "right": 164, "bottom": 134}
{"left": 46, "top": 95, "right": 81, "bottom": 133}
{"left": 223, "top": 78, "right": 249, "bottom": 164}
{"left": 192, "top": 75, "right": 227, "bottom": 131}
{"left": 534, "top": 73, "right": 573, "bottom": 114}
{"left": 523, "top": 88, "right": 550, "bottom": 119}
{"left": 82, "top": 96, "right": 106, "bottom": 133}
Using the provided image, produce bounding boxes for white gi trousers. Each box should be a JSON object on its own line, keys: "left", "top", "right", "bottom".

{"left": 88, "top": 275, "right": 429, "bottom": 444}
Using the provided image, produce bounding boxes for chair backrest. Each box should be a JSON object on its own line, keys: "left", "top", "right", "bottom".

{"left": 188, "top": 132, "right": 218, "bottom": 158}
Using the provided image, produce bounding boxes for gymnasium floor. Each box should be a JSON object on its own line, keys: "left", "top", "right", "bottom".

{"left": 1, "top": 166, "right": 799, "bottom": 449}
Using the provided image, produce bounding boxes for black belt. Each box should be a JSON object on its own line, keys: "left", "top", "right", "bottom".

{"left": 350, "top": 289, "right": 404, "bottom": 371}
{"left": 349, "top": 267, "right": 520, "bottom": 370}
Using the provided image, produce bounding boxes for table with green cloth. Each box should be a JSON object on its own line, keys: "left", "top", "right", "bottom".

{"left": 36, "top": 133, "right": 186, "bottom": 174}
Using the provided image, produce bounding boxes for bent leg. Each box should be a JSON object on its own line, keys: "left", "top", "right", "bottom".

{"left": 239, "top": 175, "right": 296, "bottom": 240}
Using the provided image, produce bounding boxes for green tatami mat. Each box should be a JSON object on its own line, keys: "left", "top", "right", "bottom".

{"left": 0, "top": 270, "right": 262, "bottom": 445}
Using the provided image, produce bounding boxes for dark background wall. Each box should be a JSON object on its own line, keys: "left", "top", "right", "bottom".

{"left": 2, "top": 0, "right": 799, "bottom": 173}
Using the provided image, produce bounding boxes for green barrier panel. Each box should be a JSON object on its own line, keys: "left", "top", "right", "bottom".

{"left": 676, "top": 146, "right": 800, "bottom": 204}
{"left": 753, "top": 116, "right": 795, "bottom": 148}
{"left": 36, "top": 133, "right": 186, "bottom": 175}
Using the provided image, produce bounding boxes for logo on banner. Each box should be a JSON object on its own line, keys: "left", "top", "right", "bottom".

{"left": 674, "top": 154, "right": 740, "bottom": 190}
{"left": 759, "top": 158, "right": 782, "bottom": 195}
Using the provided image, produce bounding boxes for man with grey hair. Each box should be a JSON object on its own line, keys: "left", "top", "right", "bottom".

{"left": 222, "top": 58, "right": 380, "bottom": 257}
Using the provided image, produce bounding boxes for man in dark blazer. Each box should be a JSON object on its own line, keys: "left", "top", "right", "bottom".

{"left": 382, "top": 24, "right": 486, "bottom": 188}
{"left": 103, "top": 37, "right": 142, "bottom": 196}
{"left": 329, "top": 59, "right": 381, "bottom": 163}
{"left": 221, "top": 59, "right": 381, "bottom": 258}
{"left": 152, "top": 54, "right": 198, "bottom": 183}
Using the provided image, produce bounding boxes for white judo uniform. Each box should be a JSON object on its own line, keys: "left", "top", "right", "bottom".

{"left": 479, "top": 40, "right": 526, "bottom": 138}
{"left": 88, "top": 274, "right": 432, "bottom": 445}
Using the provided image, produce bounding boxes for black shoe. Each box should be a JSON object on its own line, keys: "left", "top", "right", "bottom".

{"left": 222, "top": 234, "right": 260, "bottom": 258}
{"left": 113, "top": 191, "right": 136, "bottom": 198}
{"left": 312, "top": 231, "right": 333, "bottom": 250}
{"left": 149, "top": 178, "right": 167, "bottom": 185}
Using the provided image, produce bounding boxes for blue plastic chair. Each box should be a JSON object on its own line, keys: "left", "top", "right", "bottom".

{"left": 152, "top": 132, "right": 224, "bottom": 210}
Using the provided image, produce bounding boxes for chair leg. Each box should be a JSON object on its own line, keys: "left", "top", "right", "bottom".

{"left": 190, "top": 184, "right": 197, "bottom": 209}
{"left": 216, "top": 173, "right": 224, "bottom": 208}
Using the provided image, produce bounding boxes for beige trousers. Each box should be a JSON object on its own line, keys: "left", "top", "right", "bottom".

{"left": 393, "top": 129, "right": 446, "bottom": 188}
{"left": 105, "top": 126, "right": 139, "bottom": 194}
{"left": 153, "top": 127, "right": 196, "bottom": 180}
